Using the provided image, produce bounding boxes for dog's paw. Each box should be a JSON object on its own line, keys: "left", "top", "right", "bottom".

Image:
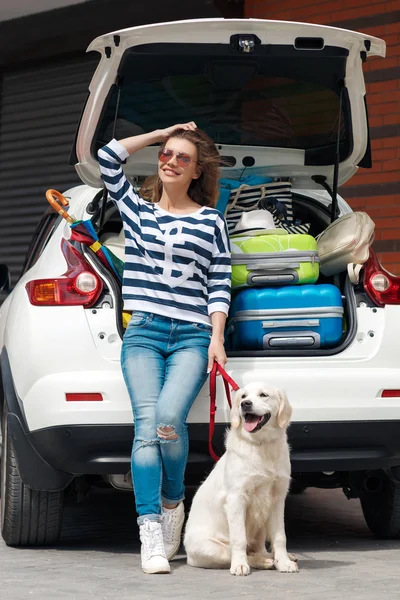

{"left": 288, "top": 552, "right": 298, "bottom": 562}
{"left": 230, "top": 561, "right": 251, "bottom": 576}
{"left": 274, "top": 557, "right": 299, "bottom": 573}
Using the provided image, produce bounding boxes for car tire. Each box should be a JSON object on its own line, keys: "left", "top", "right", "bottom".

{"left": 360, "top": 470, "right": 400, "bottom": 539}
{"left": 1, "top": 406, "right": 64, "bottom": 546}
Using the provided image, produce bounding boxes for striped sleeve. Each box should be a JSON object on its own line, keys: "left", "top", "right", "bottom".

{"left": 207, "top": 215, "right": 231, "bottom": 316}
{"left": 97, "top": 139, "right": 139, "bottom": 211}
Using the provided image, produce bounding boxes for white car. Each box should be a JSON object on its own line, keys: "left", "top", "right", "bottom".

{"left": 1, "top": 18, "right": 399, "bottom": 547}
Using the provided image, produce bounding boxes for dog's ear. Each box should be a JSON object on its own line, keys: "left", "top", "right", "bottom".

{"left": 230, "top": 390, "right": 242, "bottom": 429}
{"left": 277, "top": 390, "right": 292, "bottom": 429}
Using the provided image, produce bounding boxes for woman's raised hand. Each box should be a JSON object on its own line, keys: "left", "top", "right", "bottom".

{"left": 117, "top": 122, "right": 197, "bottom": 155}
{"left": 159, "top": 122, "right": 197, "bottom": 140}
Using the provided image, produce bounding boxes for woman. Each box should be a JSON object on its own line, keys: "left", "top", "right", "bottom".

{"left": 98, "top": 122, "right": 231, "bottom": 574}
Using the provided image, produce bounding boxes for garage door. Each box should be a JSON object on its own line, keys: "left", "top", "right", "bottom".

{"left": 0, "top": 55, "right": 98, "bottom": 285}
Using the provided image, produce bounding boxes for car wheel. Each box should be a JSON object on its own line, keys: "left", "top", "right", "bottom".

{"left": 360, "top": 470, "right": 400, "bottom": 539}
{"left": 1, "top": 405, "right": 64, "bottom": 546}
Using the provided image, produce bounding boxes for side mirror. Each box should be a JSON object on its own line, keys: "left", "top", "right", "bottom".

{"left": 0, "top": 264, "right": 11, "bottom": 293}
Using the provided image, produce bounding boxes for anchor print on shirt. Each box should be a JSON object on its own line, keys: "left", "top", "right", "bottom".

{"left": 144, "top": 221, "right": 196, "bottom": 288}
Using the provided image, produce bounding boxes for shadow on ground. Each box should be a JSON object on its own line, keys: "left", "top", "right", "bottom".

{"left": 57, "top": 485, "right": 400, "bottom": 557}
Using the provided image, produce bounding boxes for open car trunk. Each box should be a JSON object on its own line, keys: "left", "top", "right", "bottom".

{"left": 92, "top": 192, "right": 358, "bottom": 357}
{"left": 72, "top": 19, "right": 384, "bottom": 357}
{"left": 228, "top": 193, "right": 358, "bottom": 356}
{"left": 73, "top": 19, "right": 385, "bottom": 189}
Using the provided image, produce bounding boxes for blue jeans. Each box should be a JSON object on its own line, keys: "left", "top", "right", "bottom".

{"left": 121, "top": 311, "right": 210, "bottom": 525}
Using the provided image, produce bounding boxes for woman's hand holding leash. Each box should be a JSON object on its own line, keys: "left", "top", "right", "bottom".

{"left": 207, "top": 337, "right": 227, "bottom": 374}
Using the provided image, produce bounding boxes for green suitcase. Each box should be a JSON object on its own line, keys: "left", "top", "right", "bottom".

{"left": 230, "top": 233, "right": 320, "bottom": 288}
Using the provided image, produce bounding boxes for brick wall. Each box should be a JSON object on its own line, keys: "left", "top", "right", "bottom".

{"left": 245, "top": 0, "right": 400, "bottom": 274}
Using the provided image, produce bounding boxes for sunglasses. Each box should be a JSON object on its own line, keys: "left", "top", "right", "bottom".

{"left": 158, "top": 148, "right": 196, "bottom": 168}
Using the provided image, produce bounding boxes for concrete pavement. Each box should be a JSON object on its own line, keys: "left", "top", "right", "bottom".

{"left": 1, "top": 486, "right": 400, "bottom": 600}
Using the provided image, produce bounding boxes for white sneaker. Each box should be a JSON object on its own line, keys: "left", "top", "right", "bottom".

{"left": 161, "top": 502, "right": 185, "bottom": 560}
{"left": 139, "top": 519, "right": 170, "bottom": 574}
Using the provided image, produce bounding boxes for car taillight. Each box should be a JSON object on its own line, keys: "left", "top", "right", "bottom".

{"left": 26, "top": 238, "right": 103, "bottom": 306}
{"left": 363, "top": 249, "right": 400, "bottom": 307}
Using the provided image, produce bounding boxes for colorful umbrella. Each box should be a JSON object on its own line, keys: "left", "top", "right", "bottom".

{"left": 46, "top": 189, "right": 123, "bottom": 283}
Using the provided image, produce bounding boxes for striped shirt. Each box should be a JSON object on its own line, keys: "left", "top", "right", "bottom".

{"left": 98, "top": 139, "right": 231, "bottom": 325}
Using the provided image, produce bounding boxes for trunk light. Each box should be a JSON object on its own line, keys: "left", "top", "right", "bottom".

{"left": 66, "top": 393, "right": 103, "bottom": 402}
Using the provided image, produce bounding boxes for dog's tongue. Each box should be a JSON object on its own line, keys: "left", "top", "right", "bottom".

{"left": 244, "top": 414, "right": 262, "bottom": 432}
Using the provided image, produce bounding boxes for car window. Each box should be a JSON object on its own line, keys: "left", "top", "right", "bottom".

{"left": 20, "top": 211, "right": 60, "bottom": 277}
{"left": 96, "top": 43, "right": 348, "bottom": 161}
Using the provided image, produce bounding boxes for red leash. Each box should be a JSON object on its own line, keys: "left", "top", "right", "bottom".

{"left": 209, "top": 361, "right": 240, "bottom": 462}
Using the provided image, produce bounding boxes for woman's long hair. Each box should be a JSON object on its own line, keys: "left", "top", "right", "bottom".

{"left": 139, "top": 128, "right": 220, "bottom": 208}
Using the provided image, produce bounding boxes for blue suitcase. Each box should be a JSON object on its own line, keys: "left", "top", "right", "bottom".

{"left": 227, "top": 284, "right": 344, "bottom": 350}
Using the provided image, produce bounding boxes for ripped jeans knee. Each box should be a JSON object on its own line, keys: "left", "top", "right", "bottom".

{"left": 133, "top": 437, "right": 159, "bottom": 451}
{"left": 133, "top": 424, "right": 180, "bottom": 451}
{"left": 156, "top": 423, "right": 179, "bottom": 442}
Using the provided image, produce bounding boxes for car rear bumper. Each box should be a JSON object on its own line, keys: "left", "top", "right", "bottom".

{"left": 8, "top": 418, "right": 400, "bottom": 491}
{"left": 4, "top": 348, "right": 400, "bottom": 490}
{"left": 31, "top": 419, "right": 400, "bottom": 472}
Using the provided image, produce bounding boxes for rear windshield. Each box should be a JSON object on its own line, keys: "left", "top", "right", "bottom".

{"left": 95, "top": 44, "right": 350, "bottom": 164}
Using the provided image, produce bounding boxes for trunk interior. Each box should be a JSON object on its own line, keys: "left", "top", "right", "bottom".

{"left": 90, "top": 191, "right": 358, "bottom": 357}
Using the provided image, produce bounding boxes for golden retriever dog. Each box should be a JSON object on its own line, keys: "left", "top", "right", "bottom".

{"left": 184, "top": 382, "right": 298, "bottom": 576}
